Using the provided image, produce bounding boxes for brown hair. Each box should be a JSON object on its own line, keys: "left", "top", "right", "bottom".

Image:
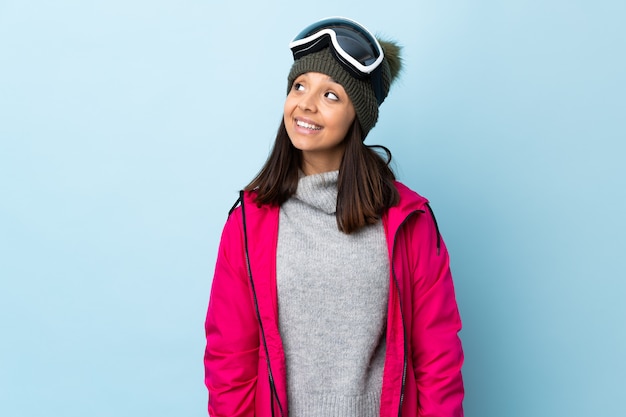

{"left": 245, "top": 119, "right": 399, "bottom": 234}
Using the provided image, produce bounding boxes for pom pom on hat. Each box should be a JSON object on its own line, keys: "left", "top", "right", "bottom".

{"left": 379, "top": 39, "right": 403, "bottom": 82}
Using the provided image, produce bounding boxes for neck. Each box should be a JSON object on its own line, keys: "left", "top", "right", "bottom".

{"left": 300, "top": 149, "right": 345, "bottom": 175}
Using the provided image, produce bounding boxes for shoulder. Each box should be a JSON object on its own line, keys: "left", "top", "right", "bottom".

{"left": 224, "top": 190, "right": 280, "bottom": 235}
{"left": 217, "top": 191, "right": 280, "bottom": 254}
{"left": 387, "top": 181, "right": 445, "bottom": 254}
{"left": 226, "top": 190, "right": 279, "bottom": 218}
{"left": 392, "top": 181, "right": 430, "bottom": 214}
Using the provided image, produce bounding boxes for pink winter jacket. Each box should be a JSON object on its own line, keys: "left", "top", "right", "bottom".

{"left": 204, "top": 181, "right": 464, "bottom": 416}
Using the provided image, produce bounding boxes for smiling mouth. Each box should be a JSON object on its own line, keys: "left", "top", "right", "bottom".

{"left": 296, "top": 119, "right": 322, "bottom": 131}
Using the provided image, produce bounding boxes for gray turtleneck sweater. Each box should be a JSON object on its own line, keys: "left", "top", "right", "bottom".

{"left": 276, "top": 171, "right": 389, "bottom": 417}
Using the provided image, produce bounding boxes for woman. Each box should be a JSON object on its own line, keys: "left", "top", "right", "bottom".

{"left": 204, "top": 17, "right": 464, "bottom": 417}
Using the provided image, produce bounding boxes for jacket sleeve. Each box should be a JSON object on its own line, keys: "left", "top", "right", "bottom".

{"left": 409, "top": 211, "right": 464, "bottom": 417}
{"left": 204, "top": 210, "right": 259, "bottom": 417}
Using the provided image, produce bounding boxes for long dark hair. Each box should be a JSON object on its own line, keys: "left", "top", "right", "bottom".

{"left": 245, "top": 119, "right": 399, "bottom": 234}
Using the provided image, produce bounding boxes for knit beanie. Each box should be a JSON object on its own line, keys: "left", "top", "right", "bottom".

{"left": 287, "top": 39, "right": 402, "bottom": 138}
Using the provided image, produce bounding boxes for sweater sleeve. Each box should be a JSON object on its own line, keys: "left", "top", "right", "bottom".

{"left": 204, "top": 210, "right": 259, "bottom": 417}
{"left": 409, "top": 211, "right": 464, "bottom": 417}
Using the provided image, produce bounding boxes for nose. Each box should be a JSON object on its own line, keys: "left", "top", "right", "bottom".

{"left": 297, "top": 92, "right": 317, "bottom": 112}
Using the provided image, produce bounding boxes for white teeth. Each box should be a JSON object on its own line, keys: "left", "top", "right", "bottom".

{"left": 296, "top": 119, "right": 322, "bottom": 130}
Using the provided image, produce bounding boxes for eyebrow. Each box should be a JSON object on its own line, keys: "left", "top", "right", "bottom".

{"left": 297, "top": 74, "right": 342, "bottom": 87}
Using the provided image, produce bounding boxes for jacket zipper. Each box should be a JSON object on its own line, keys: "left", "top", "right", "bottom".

{"left": 391, "top": 210, "right": 424, "bottom": 417}
{"left": 238, "top": 191, "right": 285, "bottom": 417}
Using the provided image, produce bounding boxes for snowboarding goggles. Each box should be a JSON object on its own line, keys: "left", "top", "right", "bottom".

{"left": 289, "top": 17, "right": 385, "bottom": 80}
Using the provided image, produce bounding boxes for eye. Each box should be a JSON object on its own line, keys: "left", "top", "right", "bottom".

{"left": 293, "top": 82, "right": 305, "bottom": 91}
{"left": 325, "top": 91, "right": 339, "bottom": 101}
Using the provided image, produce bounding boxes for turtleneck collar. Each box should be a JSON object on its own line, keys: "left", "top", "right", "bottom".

{"left": 293, "top": 170, "right": 339, "bottom": 215}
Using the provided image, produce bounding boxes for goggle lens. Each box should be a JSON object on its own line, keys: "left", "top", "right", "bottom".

{"left": 331, "top": 27, "right": 378, "bottom": 67}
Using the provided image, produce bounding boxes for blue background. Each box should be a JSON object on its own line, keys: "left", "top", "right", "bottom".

{"left": 1, "top": 1, "right": 624, "bottom": 416}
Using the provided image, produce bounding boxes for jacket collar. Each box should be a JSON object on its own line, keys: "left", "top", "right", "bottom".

{"left": 238, "top": 181, "right": 431, "bottom": 239}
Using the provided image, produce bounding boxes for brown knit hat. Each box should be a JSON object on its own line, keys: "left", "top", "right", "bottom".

{"left": 287, "top": 39, "right": 401, "bottom": 138}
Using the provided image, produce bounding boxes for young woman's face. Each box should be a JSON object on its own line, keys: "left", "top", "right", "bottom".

{"left": 284, "top": 72, "right": 356, "bottom": 175}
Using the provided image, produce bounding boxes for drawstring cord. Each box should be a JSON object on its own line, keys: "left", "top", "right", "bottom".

{"left": 228, "top": 195, "right": 242, "bottom": 216}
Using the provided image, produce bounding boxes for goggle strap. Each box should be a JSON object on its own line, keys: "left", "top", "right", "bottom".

{"left": 371, "top": 65, "right": 384, "bottom": 105}
{"left": 292, "top": 35, "right": 328, "bottom": 61}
